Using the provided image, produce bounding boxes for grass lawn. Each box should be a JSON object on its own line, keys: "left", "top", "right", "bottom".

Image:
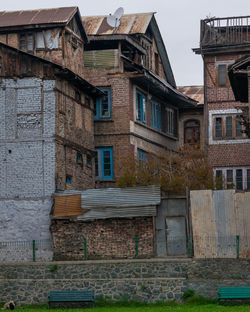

{"left": 15, "top": 303, "right": 250, "bottom": 312}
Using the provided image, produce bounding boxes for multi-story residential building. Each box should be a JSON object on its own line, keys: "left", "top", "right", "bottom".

{"left": 82, "top": 12, "right": 196, "bottom": 187}
{"left": 0, "top": 7, "right": 100, "bottom": 248}
{"left": 193, "top": 16, "right": 250, "bottom": 190}
{"left": 0, "top": 7, "right": 87, "bottom": 78}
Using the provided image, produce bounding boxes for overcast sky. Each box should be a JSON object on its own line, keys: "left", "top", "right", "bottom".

{"left": 2, "top": 0, "right": 250, "bottom": 86}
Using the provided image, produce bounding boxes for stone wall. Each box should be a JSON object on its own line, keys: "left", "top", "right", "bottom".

{"left": 0, "top": 259, "right": 249, "bottom": 305}
{"left": 51, "top": 217, "right": 154, "bottom": 260}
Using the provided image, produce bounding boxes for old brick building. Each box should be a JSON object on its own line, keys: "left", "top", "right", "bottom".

{"left": 194, "top": 16, "right": 250, "bottom": 190}
{"left": 0, "top": 7, "right": 87, "bottom": 78}
{"left": 82, "top": 13, "right": 196, "bottom": 187}
{"left": 228, "top": 55, "right": 250, "bottom": 138}
{"left": 0, "top": 8, "right": 101, "bottom": 247}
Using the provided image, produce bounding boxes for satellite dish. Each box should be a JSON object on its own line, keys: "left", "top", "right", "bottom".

{"left": 107, "top": 7, "right": 124, "bottom": 28}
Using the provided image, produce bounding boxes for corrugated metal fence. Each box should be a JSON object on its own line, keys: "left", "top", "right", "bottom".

{"left": 190, "top": 190, "right": 250, "bottom": 258}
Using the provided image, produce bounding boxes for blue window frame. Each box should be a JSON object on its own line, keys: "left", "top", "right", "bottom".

{"left": 95, "top": 87, "right": 111, "bottom": 119}
{"left": 95, "top": 147, "right": 113, "bottom": 180}
{"left": 136, "top": 90, "right": 146, "bottom": 123}
{"left": 66, "top": 175, "right": 72, "bottom": 184}
{"left": 151, "top": 100, "right": 161, "bottom": 131}
{"left": 137, "top": 149, "right": 148, "bottom": 168}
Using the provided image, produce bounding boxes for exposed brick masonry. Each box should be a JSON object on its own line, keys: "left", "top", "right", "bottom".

{"left": 51, "top": 217, "right": 154, "bottom": 260}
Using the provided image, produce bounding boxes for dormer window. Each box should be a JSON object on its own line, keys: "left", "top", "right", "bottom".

{"left": 155, "top": 53, "right": 159, "bottom": 75}
{"left": 71, "top": 36, "right": 78, "bottom": 50}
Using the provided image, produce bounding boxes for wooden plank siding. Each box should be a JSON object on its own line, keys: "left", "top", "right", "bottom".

{"left": 54, "top": 194, "right": 82, "bottom": 217}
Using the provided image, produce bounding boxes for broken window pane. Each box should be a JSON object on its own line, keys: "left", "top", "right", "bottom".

{"left": 184, "top": 120, "right": 200, "bottom": 144}
{"left": 36, "top": 32, "right": 45, "bottom": 49}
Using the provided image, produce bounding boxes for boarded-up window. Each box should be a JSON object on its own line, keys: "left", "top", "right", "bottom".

{"left": 184, "top": 120, "right": 200, "bottom": 144}
{"left": 54, "top": 194, "right": 82, "bottom": 217}
{"left": 218, "top": 64, "right": 227, "bottom": 86}
{"left": 19, "top": 33, "right": 34, "bottom": 52}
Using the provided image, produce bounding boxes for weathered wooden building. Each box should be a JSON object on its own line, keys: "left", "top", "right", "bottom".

{"left": 82, "top": 13, "right": 196, "bottom": 187}
{"left": 0, "top": 7, "right": 87, "bottom": 78}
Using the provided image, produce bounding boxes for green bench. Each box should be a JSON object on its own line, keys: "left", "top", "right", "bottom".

{"left": 48, "top": 290, "right": 95, "bottom": 309}
{"left": 218, "top": 287, "right": 250, "bottom": 303}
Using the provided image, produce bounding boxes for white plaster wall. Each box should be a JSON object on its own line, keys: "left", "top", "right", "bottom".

{"left": 0, "top": 78, "right": 56, "bottom": 257}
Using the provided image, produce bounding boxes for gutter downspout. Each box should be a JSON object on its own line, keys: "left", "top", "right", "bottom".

{"left": 202, "top": 53, "right": 209, "bottom": 157}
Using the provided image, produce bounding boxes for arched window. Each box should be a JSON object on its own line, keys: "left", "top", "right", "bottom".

{"left": 184, "top": 120, "right": 200, "bottom": 145}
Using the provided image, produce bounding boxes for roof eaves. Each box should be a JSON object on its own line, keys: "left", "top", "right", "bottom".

{"left": 149, "top": 16, "right": 176, "bottom": 88}
{"left": 145, "top": 70, "right": 197, "bottom": 106}
{"left": 66, "top": 7, "right": 89, "bottom": 43}
{"left": 0, "top": 41, "right": 101, "bottom": 97}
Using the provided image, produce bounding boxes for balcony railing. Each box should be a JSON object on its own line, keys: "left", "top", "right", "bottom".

{"left": 200, "top": 16, "right": 250, "bottom": 47}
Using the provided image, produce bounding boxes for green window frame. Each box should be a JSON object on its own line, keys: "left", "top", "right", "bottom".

{"left": 95, "top": 147, "right": 113, "bottom": 180}
{"left": 95, "top": 87, "right": 111, "bottom": 119}
{"left": 151, "top": 100, "right": 161, "bottom": 131}
{"left": 136, "top": 90, "right": 146, "bottom": 123}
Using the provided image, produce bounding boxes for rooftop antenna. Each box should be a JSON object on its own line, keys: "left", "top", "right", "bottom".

{"left": 107, "top": 7, "right": 124, "bottom": 28}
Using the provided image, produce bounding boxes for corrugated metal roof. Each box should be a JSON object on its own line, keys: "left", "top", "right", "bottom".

{"left": 56, "top": 185, "right": 161, "bottom": 220}
{"left": 78, "top": 205, "right": 157, "bottom": 220}
{"left": 177, "top": 86, "right": 204, "bottom": 105}
{"left": 82, "top": 13, "right": 154, "bottom": 35}
{"left": 0, "top": 7, "right": 77, "bottom": 27}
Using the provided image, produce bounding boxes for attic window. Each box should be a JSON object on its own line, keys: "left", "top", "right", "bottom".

{"left": 75, "top": 90, "right": 81, "bottom": 102}
{"left": 71, "top": 36, "right": 78, "bottom": 50}
{"left": 155, "top": 53, "right": 159, "bottom": 75}
{"left": 85, "top": 97, "right": 90, "bottom": 107}
{"left": 20, "top": 33, "right": 34, "bottom": 52}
